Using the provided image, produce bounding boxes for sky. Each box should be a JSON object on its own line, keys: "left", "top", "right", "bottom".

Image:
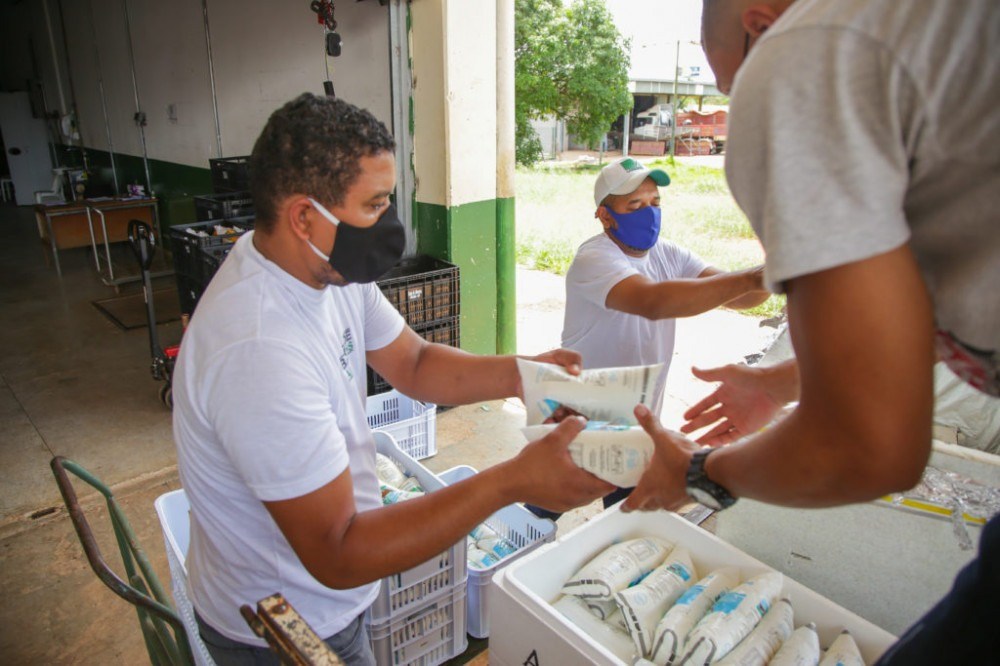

{"left": 603, "top": 0, "right": 715, "bottom": 84}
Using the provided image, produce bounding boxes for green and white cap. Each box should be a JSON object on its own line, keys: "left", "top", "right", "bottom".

{"left": 593, "top": 157, "right": 670, "bottom": 207}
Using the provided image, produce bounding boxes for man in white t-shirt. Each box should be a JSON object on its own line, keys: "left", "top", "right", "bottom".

{"left": 527, "top": 158, "right": 767, "bottom": 518}
{"left": 172, "top": 93, "right": 613, "bottom": 665}
{"left": 624, "top": 1, "right": 999, "bottom": 663}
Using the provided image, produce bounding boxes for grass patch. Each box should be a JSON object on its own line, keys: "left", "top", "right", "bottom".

{"left": 516, "top": 157, "right": 785, "bottom": 319}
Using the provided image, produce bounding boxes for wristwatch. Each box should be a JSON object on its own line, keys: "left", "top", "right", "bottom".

{"left": 685, "top": 448, "right": 737, "bottom": 510}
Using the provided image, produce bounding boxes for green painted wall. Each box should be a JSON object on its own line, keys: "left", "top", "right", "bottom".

{"left": 416, "top": 199, "right": 499, "bottom": 355}
{"left": 495, "top": 196, "right": 516, "bottom": 354}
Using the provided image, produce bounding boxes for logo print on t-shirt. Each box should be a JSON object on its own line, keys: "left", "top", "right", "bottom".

{"left": 339, "top": 327, "right": 355, "bottom": 380}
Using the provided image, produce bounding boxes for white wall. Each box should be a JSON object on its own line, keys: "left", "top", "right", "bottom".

{"left": 0, "top": 0, "right": 392, "bottom": 169}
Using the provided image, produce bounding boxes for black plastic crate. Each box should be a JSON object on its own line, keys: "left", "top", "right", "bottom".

{"left": 367, "top": 316, "right": 461, "bottom": 395}
{"left": 168, "top": 217, "right": 253, "bottom": 314}
{"left": 210, "top": 156, "right": 251, "bottom": 193}
{"left": 376, "top": 255, "right": 460, "bottom": 327}
{"left": 198, "top": 242, "right": 237, "bottom": 289}
{"left": 194, "top": 191, "right": 254, "bottom": 222}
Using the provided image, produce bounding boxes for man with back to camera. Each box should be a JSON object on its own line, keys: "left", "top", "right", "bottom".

{"left": 527, "top": 157, "right": 769, "bottom": 519}
{"left": 623, "top": 1, "right": 999, "bottom": 662}
{"left": 171, "top": 93, "right": 613, "bottom": 664}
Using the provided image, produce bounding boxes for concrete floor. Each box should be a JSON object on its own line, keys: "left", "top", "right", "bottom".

{"left": 0, "top": 201, "right": 772, "bottom": 664}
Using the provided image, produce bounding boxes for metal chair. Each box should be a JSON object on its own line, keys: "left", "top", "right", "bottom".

{"left": 50, "top": 456, "right": 195, "bottom": 666}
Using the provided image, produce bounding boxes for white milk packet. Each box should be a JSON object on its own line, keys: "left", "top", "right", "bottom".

{"left": 616, "top": 547, "right": 697, "bottom": 658}
{"left": 467, "top": 546, "right": 499, "bottom": 569}
{"left": 650, "top": 568, "right": 740, "bottom": 665}
{"left": 517, "top": 358, "right": 664, "bottom": 425}
{"left": 397, "top": 476, "right": 424, "bottom": 493}
{"left": 380, "top": 484, "right": 424, "bottom": 505}
{"left": 769, "top": 623, "right": 820, "bottom": 666}
{"left": 678, "top": 571, "right": 784, "bottom": 665}
{"left": 375, "top": 453, "right": 408, "bottom": 487}
{"left": 585, "top": 597, "right": 620, "bottom": 622}
{"left": 561, "top": 537, "right": 673, "bottom": 599}
{"left": 553, "top": 595, "right": 638, "bottom": 663}
{"left": 522, "top": 423, "right": 655, "bottom": 488}
{"left": 478, "top": 535, "right": 518, "bottom": 560}
{"left": 715, "top": 597, "right": 795, "bottom": 666}
{"left": 818, "top": 630, "right": 864, "bottom": 666}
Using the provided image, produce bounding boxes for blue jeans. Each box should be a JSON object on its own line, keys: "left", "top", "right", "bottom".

{"left": 195, "top": 610, "right": 375, "bottom": 666}
{"left": 526, "top": 486, "right": 634, "bottom": 521}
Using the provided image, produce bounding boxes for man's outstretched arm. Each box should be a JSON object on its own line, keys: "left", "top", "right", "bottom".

{"left": 625, "top": 243, "right": 936, "bottom": 510}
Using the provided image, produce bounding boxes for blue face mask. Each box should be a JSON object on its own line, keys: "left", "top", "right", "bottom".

{"left": 608, "top": 206, "right": 661, "bottom": 251}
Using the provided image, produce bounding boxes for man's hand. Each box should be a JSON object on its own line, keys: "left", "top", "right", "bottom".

{"left": 515, "top": 348, "right": 583, "bottom": 401}
{"left": 680, "top": 364, "right": 788, "bottom": 445}
{"left": 505, "top": 416, "right": 615, "bottom": 512}
{"left": 621, "top": 405, "right": 699, "bottom": 513}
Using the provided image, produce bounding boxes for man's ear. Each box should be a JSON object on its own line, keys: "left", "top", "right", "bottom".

{"left": 596, "top": 206, "right": 617, "bottom": 230}
{"left": 285, "top": 196, "right": 315, "bottom": 240}
{"left": 741, "top": 3, "right": 781, "bottom": 38}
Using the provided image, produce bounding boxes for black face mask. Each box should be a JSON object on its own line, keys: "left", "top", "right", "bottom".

{"left": 307, "top": 197, "right": 406, "bottom": 283}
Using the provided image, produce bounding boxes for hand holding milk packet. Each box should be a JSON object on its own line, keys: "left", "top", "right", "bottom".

{"left": 517, "top": 358, "right": 664, "bottom": 425}
{"left": 522, "top": 422, "right": 655, "bottom": 487}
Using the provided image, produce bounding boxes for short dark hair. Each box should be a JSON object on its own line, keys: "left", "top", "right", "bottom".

{"left": 249, "top": 93, "right": 396, "bottom": 231}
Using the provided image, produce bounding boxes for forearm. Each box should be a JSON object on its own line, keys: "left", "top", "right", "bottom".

{"left": 647, "top": 270, "right": 762, "bottom": 319}
{"left": 758, "top": 358, "right": 801, "bottom": 405}
{"left": 317, "top": 464, "right": 519, "bottom": 588}
{"left": 724, "top": 289, "right": 771, "bottom": 310}
{"left": 378, "top": 340, "right": 520, "bottom": 406}
{"left": 706, "top": 398, "right": 932, "bottom": 507}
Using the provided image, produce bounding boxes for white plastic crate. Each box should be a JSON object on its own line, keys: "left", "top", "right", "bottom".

{"left": 370, "top": 432, "right": 468, "bottom": 626}
{"left": 153, "top": 489, "right": 217, "bottom": 666}
{"left": 438, "top": 465, "right": 556, "bottom": 638}
{"left": 370, "top": 584, "right": 468, "bottom": 666}
{"left": 367, "top": 389, "right": 437, "bottom": 460}
{"left": 490, "top": 506, "right": 896, "bottom": 666}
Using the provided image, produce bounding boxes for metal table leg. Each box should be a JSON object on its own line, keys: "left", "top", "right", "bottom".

{"left": 46, "top": 213, "right": 62, "bottom": 277}
{"left": 85, "top": 208, "right": 103, "bottom": 272}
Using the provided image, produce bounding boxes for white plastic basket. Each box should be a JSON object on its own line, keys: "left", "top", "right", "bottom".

{"left": 370, "top": 432, "right": 467, "bottom": 627}
{"left": 369, "top": 583, "right": 468, "bottom": 666}
{"left": 153, "top": 489, "right": 217, "bottom": 666}
{"left": 439, "top": 465, "right": 556, "bottom": 638}
{"left": 367, "top": 389, "right": 437, "bottom": 460}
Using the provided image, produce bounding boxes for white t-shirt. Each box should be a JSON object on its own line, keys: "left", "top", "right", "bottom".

{"left": 726, "top": 0, "right": 1000, "bottom": 395}
{"left": 561, "top": 233, "right": 707, "bottom": 376}
{"left": 172, "top": 232, "right": 405, "bottom": 645}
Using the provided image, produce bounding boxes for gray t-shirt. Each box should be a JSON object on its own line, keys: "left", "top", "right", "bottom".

{"left": 725, "top": 0, "right": 999, "bottom": 395}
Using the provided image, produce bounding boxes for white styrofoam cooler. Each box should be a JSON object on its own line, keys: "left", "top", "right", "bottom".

{"left": 489, "top": 506, "right": 896, "bottom": 666}
{"left": 438, "top": 465, "right": 556, "bottom": 638}
{"left": 715, "top": 441, "right": 1000, "bottom": 635}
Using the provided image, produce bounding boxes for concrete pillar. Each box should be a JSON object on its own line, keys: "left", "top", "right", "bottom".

{"left": 411, "top": 0, "right": 503, "bottom": 355}
{"left": 496, "top": 0, "right": 516, "bottom": 355}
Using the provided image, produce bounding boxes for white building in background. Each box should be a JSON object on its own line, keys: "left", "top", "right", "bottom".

{"left": 538, "top": 0, "right": 722, "bottom": 158}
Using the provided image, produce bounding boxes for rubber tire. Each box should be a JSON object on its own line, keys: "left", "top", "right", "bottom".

{"left": 159, "top": 383, "right": 173, "bottom": 410}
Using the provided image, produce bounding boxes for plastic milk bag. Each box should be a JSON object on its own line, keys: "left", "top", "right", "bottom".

{"left": 715, "top": 597, "right": 794, "bottom": 666}
{"left": 517, "top": 358, "right": 664, "bottom": 425}
{"left": 522, "top": 423, "right": 655, "bottom": 487}
{"left": 650, "top": 568, "right": 740, "bottom": 664}
{"left": 562, "top": 537, "right": 673, "bottom": 599}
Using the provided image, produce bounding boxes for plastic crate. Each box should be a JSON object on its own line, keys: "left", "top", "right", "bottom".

{"left": 209, "top": 156, "right": 251, "bottom": 193}
{"left": 377, "top": 255, "right": 460, "bottom": 327}
{"left": 367, "top": 317, "right": 460, "bottom": 396}
{"left": 153, "top": 490, "right": 217, "bottom": 666}
{"left": 370, "top": 584, "right": 468, "bottom": 666}
{"left": 439, "top": 466, "right": 556, "bottom": 638}
{"left": 366, "top": 389, "right": 437, "bottom": 460}
{"left": 194, "top": 191, "right": 254, "bottom": 222}
{"left": 370, "top": 431, "right": 467, "bottom": 626}
{"left": 168, "top": 217, "right": 253, "bottom": 314}
{"left": 490, "top": 507, "right": 896, "bottom": 666}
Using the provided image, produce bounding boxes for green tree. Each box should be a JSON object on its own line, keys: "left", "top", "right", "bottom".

{"left": 515, "top": 0, "right": 632, "bottom": 165}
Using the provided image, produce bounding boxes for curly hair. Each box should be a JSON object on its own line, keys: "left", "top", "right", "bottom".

{"left": 249, "top": 93, "right": 396, "bottom": 231}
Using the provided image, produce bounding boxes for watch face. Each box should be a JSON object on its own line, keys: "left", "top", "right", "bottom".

{"left": 688, "top": 487, "right": 722, "bottom": 511}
